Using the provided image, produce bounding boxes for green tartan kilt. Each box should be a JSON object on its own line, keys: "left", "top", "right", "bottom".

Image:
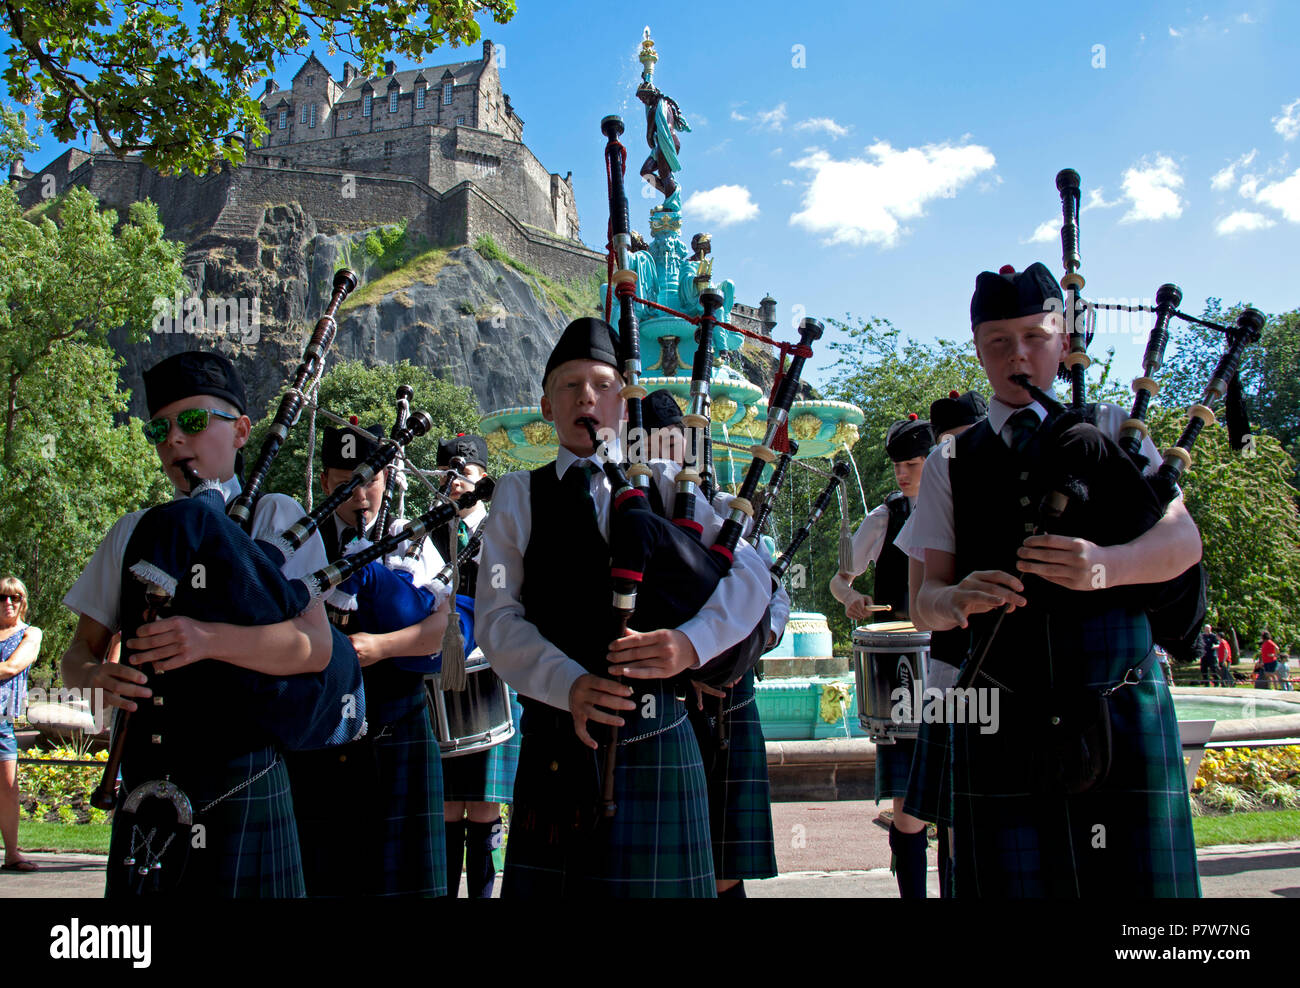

{"left": 874, "top": 737, "right": 916, "bottom": 802}
{"left": 692, "top": 671, "right": 778, "bottom": 881}
{"left": 502, "top": 704, "right": 716, "bottom": 898}
{"left": 286, "top": 702, "right": 445, "bottom": 897}
{"left": 107, "top": 746, "right": 305, "bottom": 898}
{"left": 951, "top": 609, "right": 1200, "bottom": 898}
{"left": 902, "top": 715, "right": 952, "bottom": 825}
{"left": 441, "top": 687, "right": 524, "bottom": 804}
{"left": 373, "top": 703, "right": 446, "bottom": 897}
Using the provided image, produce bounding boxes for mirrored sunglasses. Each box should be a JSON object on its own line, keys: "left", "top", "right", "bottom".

{"left": 142, "top": 407, "right": 239, "bottom": 445}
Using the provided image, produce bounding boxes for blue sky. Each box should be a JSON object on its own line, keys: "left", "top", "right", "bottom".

{"left": 15, "top": 0, "right": 1299, "bottom": 392}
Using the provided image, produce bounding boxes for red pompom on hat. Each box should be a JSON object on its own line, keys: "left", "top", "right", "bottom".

{"left": 998, "top": 264, "right": 1016, "bottom": 275}
{"left": 907, "top": 412, "right": 918, "bottom": 420}
{"left": 949, "top": 390, "right": 960, "bottom": 398}
{"left": 348, "top": 415, "right": 359, "bottom": 424}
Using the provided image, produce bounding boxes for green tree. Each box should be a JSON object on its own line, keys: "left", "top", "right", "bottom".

{"left": 1162, "top": 299, "right": 1300, "bottom": 490}
{"left": 1147, "top": 405, "right": 1300, "bottom": 658}
{"left": 1, "top": 0, "right": 516, "bottom": 175}
{"left": 0, "top": 103, "right": 37, "bottom": 166}
{"left": 246, "top": 359, "right": 482, "bottom": 515}
{"left": 0, "top": 341, "right": 171, "bottom": 688}
{"left": 0, "top": 182, "right": 185, "bottom": 467}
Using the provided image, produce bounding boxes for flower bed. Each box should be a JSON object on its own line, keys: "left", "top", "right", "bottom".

{"left": 1192, "top": 745, "right": 1300, "bottom": 813}
{"left": 18, "top": 743, "right": 111, "bottom": 825}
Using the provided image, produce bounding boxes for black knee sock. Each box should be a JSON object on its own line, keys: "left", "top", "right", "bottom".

{"left": 718, "top": 880, "right": 747, "bottom": 899}
{"left": 889, "top": 823, "right": 928, "bottom": 899}
{"left": 444, "top": 820, "right": 466, "bottom": 898}
{"left": 465, "top": 819, "right": 501, "bottom": 899}
{"left": 937, "top": 826, "right": 951, "bottom": 899}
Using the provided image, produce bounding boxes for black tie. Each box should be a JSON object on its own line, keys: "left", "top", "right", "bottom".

{"left": 565, "top": 461, "right": 601, "bottom": 524}
{"left": 1007, "top": 409, "right": 1040, "bottom": 453}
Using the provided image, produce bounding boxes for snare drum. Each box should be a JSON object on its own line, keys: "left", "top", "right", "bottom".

{"left": 426, "top": 650, "right": 516, "bottom": 758}
{"left": 852, "top": 621, "right": 932, "bottom": 743}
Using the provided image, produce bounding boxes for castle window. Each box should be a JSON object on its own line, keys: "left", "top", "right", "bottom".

{"left": 416, "top": 85, "right": 425, "bottom": 109}
{"left": 442, "top": 82, "right": 453, "bottom": 105}
{"left": 456, "top": 115, "right": 465, "bottom": 125}
{"left": 309, "top": 103, "right": 316, "bottom": 128}
{"left": 278, "top": 109, "right": 287, "bottom": 129}
{"left": 389, "top": 90, "right": 398, "bottom": 113}
{"left": 363, "top": 94, "right": 372, "bottom": 116}
{"left": 306, "top": 75, "right": 314, "bottom": 86}
{"left": 300, "top": 104, "right": 308, "bottom": 124}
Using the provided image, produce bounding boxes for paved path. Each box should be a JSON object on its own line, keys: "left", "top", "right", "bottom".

{"left": 5, "top": 803, "right": 1299, "bottom": 897}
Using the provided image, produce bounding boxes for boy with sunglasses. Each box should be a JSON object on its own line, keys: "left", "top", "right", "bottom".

{"left": 61, "top": 351, "right": 334, "bottom": 897}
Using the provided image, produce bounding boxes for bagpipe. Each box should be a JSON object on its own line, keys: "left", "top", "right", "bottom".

{"left": 958, "top": 170, "right": 1265, "bottom": 688}
{"left": 590, "top": 116, "right": 826, "bottom": 814}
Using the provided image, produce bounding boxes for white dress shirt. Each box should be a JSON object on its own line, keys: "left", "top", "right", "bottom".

{"left": 713, "top": 491, "right": 792, "bottom": 642}
{"left": 903, "top": 396, "right": 1166, "bottom": 561}
{"left": 64, "top": 476, "right": 329, "bottom": 632}
{"left": 475, "top": 445, "right": 772, "bottom": 711}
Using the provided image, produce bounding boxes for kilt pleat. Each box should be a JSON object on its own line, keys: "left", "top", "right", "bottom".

{"left": 903, "top": 661, "right": 959, "bottom": 825}
{"left": 440, "top": 687, "right": 524, "bottom": 804}
{"left": 107, "top": 746, "right": 305, "bottom": 898}
{"left": 694, "top": 671, "right": 777, "bottom": 880}
{"left": 874, "top": 738, "right": 916, "bottom": 802}
{"left": 373, "top": 704, "right": 446, "bottom": 897}
{"left": 502, "top": 708, "right": 716, "bottom": 898}
{"left": 951, "top": 609, "right": 1200, "bottom": 898}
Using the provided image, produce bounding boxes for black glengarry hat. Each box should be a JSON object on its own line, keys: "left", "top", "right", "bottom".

{"left": 929, "top": 390, "right": 988, "bottom": 436}
{"left": 322, "top": 424, "right": 383, "bottom": 470}
{"left": 437, "top": 433, "right": 489, "bottom": 469}
{"left": 885, "top": 414, "right": 934, "bottom": 462}
{"left": 642, "top": 389, "right": 684, "bottom": 430}
{"left": 143, "top": 351, "right": 247, "bottom": 418}
{"left": 542, "top": 317, "right": 620, "bottom": 388}
{"left": 970, "top": 262, "right": 1063, "bottom": 331}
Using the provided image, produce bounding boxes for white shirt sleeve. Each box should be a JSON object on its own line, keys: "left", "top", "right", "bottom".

{"left": 1091, "top": 402, "right": 1166, "bottom": 479}
{"left": 903, "top": 445, "right": 955, "bottom": 561}
{"left": 475, "top": 470, "right": 590, "bottom": 711}
{"left": 253, "top": 493, "right": 329, "bottom": 585}
{"left": 769, "top": 580, "right": 791, "bottom": 642}
{"left": 382, "top": 517, "right": 450, "bottom": 603}
{"left": 829, "top": 503, "right": 890, "bottom": 603}
{"left": 62, "top": 509, "right": 148, "bottom": 632}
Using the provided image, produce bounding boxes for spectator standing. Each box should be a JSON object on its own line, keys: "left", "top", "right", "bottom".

{"left": 0, "top": 575, "right": 42, "bottom": 872}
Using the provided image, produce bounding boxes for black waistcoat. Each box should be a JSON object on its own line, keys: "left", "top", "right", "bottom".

{"left": 521, "top": 462, "right": 682, "bottom": 737}
{"left": 873, "top": 492, "right": 911, "bottom": 619}
{"left": 949, "top": 418, "right": 1054, "bottom": 690}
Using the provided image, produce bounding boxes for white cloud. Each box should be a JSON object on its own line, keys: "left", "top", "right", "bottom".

{"left": 1215, "top": 210, "right": 1275, "bottom": 235}
{"left": 1255, "top": 168, "right": 1300, "bottom": 221}
{"left": 1084, "top": 187, "right": 1121, "bottom": 210}
{"left": 1023, "top": 218, "right": 1062, "bottom": 244}
{"left": 754, "top": 103, "right": 787, "bottom": 132}
{"left": 683, "top": 184, "right": 760, "bottom": 226}
{"left": 1211, "top": 149, "right": 1258, "bottom": 190}
{"left": 788, "top": 140, "right": 996, "bottom": 248}
{"left": 780, "top": 179, "right": 795, "bottom": 187}
{"left": 768, "top": 146, "right": 784, "bottom": 157}
{"left": 730, "top": 109, "right": 748, "bottom": 122}
{"left": 1239, "top": 173, "right": 1260, "bottom": 198}
{"left": 1238, "top": 13, "right": 1254, "bottom": 23}
{"left": 794, "top": 117, "right": 850, "bottom": 138}
{"left": 1169, "top": 26, "right": 1182, "bottom": 37}
{"left": 1119, "top": 154, "right": 1185, "bottom": 222}
{"left": 1274, "top": 98, "right": 1300, "bottom": 141}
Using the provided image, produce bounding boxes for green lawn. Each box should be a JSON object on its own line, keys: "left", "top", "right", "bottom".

{"left": 17, "top": 820, "right": 112, "bottom": 854}
{"left": 1193, "top": 809, "right": 1300, "bottom": 847}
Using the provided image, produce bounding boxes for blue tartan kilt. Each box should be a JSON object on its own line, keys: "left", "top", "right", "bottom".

{"left": 373, "top": 703, "right": 446, "bottom": 897}
{"left": 441, "top": 687, "right": 524, "bottom": 804}
{"left": 107, "top": 746, "right": 305, "bottom": 898}
{"left": 874, "top": 737, "right": 916, "bottom": 802}
{"left": 693, "top": 671, "right": 778, "bottom": 881}
{"left": 502, "top": 703, "right": 716, "bottom": 898}
{"left": 951, "top": 608, "right": 1200, "bottom": 898}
